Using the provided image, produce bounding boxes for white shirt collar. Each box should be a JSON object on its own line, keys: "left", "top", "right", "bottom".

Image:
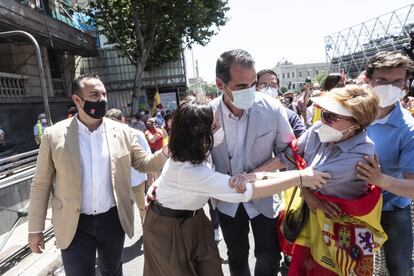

{"left": 76, "top": 116, "right": 105, "bottom": 134}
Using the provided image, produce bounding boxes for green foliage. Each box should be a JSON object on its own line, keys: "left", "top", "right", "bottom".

{"left": 280, "top": 86, "right": 288, "bottom": 93}
{"left": 87, "top": 0, "right": 229, "bottom": 70}
{"left": 313, "top": 70, "right": 328, "bottom": 86}
{"left": 189, "top": 83, "right": 221, "bottom": 97}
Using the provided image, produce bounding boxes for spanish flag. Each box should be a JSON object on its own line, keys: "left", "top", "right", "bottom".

{"left": 285, "top": 186, "right": 387, "bottom": 276}
{"left": 277, "top": 142, "right": 387, "bottom": 276}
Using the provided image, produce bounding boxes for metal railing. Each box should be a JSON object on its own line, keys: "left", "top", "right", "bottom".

{"left": 0, "top": 149, "right": 53, "bottom": 274}
{"left": 0, "top": 150, "right": 39, "bottom": 252}
{"left": 0, "top": 149, "right": 38, "bottom": 180}
{"left": 0, "top": 72, "right": 28, "bottom": 97}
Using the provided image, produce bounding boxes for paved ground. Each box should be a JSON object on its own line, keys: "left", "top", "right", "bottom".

{"left": 103, "top": 205, "right": 257, "bottom": 276}
{"left": 2, "top": 205, "right": 258, "bottom": 276}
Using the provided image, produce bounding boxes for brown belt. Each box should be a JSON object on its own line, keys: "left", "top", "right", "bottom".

{"left": 151, "top": 202, "right": 201, "bottom": 219}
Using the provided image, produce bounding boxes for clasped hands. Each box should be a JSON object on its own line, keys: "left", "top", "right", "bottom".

{"left": 229, "top": 167, "right": 330, "bottom": 193}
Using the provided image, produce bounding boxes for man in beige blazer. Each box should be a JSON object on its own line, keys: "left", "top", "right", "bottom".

{"left": 28, "top": 73, "right": 168, "bottom": 276}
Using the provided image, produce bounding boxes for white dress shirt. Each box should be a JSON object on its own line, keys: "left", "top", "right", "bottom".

{"left": 156, "top": 158, "right": 253, "bottom": 210}
{"left": 131, "top": 128, "right": 151, "bottom": 186}
{"left": 77, "top": 118, "right": 115, "bottom": 215}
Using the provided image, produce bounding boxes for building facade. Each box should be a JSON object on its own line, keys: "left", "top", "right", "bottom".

{"left": 0, "top": 0, "right": 97, "bottom": 152}
{"left": 273, "top": 60, "right": 328, "bottom": 92}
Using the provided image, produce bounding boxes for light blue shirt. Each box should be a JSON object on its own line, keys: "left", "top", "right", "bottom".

{"left": 282, "top": 122, "right": 374, "bottom": 200}
{"left": 368, "top": 102, "right": 414, "bottom": 211}
{"left": 220, "top": 102, "right": 260, "bottom": 217}
{"left": 154, "top": 115, "right": 165, "bottom": 128}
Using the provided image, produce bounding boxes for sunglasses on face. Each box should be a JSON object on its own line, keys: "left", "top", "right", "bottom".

{"left": 321, "top": 110, "right": 353, "bottom": 124}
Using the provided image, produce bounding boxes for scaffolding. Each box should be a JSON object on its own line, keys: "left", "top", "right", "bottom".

{"left": 325, "top": 4, "right": 414, "bottom": 78}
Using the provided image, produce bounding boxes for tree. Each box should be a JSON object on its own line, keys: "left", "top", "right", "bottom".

{"left": 189, "top": 82, "right": 221, "bottom": 98}
{"left": 313, "top": 70, "right": 328, "bottom": 87}
{"left": 87, "top": 0, "right": 229, "bottom": 99}
{"left": 280, "top": 86, "right": 288, "bottom": 93}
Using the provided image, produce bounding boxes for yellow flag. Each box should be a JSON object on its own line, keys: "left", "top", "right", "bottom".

{"left": 152, "top": 90, "right": 161, "bottom": 116}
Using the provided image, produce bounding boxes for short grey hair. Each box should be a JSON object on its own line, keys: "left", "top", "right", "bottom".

{"left": 105, "top": 108, "right": 123, "bottom": 122}
{"left": 216, "top": 49, "right": 255, "bottom": 84}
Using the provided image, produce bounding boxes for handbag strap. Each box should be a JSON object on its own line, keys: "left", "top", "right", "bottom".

{"left": 284, "top": 139, "right": 308, "bottom": 213}
{"left": 285, "top": 186, "right": 298, "bottom": 213}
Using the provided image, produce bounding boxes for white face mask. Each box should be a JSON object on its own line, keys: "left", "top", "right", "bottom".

{"left": 261, "top": 86, "right": 278, "bottom": 97}
{"left": 317, "top": 123, "right": 357, "bottom": 143}
{"left": 213, "top": 127, "right": 225, "bottom": 147}
{"left": 229, "top": 86, "right": 256, "bottom": 110}
{"left": 372, "top": 85, "right": 405, "bottom": 108}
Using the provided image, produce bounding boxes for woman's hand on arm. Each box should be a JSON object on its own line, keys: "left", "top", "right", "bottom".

{"left": 300, "top": 168, "right": 340, "bottom": 218}
{"left": 299, "top": 167, "right": 331, "bottom": 190}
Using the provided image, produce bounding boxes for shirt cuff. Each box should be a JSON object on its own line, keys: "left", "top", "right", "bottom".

{"left": 245, "top": 182, "right": 254, "bottom": 201}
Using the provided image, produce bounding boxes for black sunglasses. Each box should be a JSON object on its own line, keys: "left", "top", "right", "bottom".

{"left": 321, "top": 110, "right": 353, "bottom": 124}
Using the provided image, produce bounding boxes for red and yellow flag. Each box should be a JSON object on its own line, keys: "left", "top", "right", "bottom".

{"left": 277, "top": 140, "right": 387, "bottom": 276}
{"left": 282, "top": 186, "right": 387, "bottom": 276}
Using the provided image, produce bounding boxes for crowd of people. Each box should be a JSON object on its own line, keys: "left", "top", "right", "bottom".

{"left": 26, "top": 49, "right": 414, "bottom": 276}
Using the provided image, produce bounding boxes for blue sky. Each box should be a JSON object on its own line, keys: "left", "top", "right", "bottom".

{"left": 185, "top": 0, "right": 414, "bottom": 83}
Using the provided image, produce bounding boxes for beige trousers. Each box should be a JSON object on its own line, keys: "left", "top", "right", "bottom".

{"left": 143, "top": 206, "right": 223, "bottom": 276}
{"left": 132, "top": 182, "right": 146, "bottom": 223}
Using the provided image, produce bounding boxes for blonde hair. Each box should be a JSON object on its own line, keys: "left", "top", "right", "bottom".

{"left": 330, "top": 85, "right": 379, "bottom": 129}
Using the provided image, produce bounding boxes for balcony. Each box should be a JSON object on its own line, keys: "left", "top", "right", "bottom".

{"left": 0, "top": 72, "right": 68, "bottom": 98}
{"left": 0, "top": 0, "right": 98, "bottom": 57}
{"left": 0, "top": 72, "right": 27, "bottom": 97}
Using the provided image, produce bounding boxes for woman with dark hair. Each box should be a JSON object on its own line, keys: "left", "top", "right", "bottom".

{"left": 321, "top": 73, "right": 344, "bottom": 91}
{"left": 163, "top": 113, "right": 173, "bottom": 135}
{"left": 142, "top": 96, "right": 330, "bottom": 276}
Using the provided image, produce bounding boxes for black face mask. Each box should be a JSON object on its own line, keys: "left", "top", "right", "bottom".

{"left": 79, "top": 96, "right": 107, "bottom": 119}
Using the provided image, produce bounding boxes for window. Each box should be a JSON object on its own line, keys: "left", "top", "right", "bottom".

{"left": 287, "top": 73, "right": 290, "bottom": 78}
{"left": 292, "top": 72, "right": 295, "bottom": 78}
{"left": 299, "top": 71, "right": 302, "bottom": 78}
{"left": 316, "top": 70, "right": 319, "bottom": 75}
{"left": 282, "top": 73, "right": 285, "bottom": 79}
{"left": 292, "top": 84, "right": 295, "bottom": 89}
{"left": 307, "top": 71, "right": 310, "bottom": 77}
